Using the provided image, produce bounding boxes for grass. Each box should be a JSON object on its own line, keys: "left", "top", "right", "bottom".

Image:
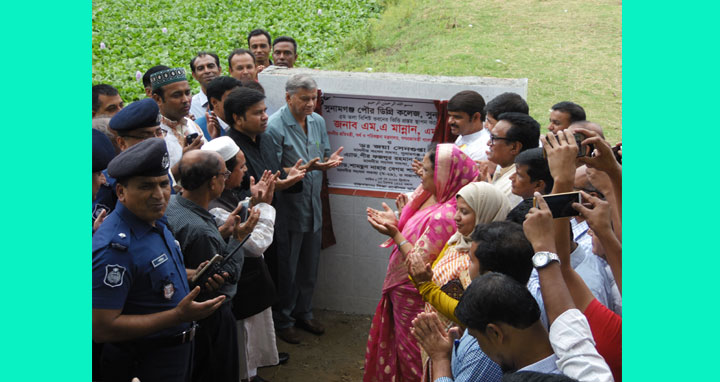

{"left": 92, "top": 0, "right": 621, "bottom": 142}
{"left": 92, "top": 0, "right": 384, "bottom": 103}
{"left": 329, "top": 0, "right": 622, "bottom": 143}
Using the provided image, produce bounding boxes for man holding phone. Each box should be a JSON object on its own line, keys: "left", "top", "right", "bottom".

{"left": 525, "top": 130, "right": 621, "bottom": 328}
{"left": 150, "top": 67, "right": 205, "bottom": 167}
{"left": 92, "top": 138, "right": 226, "bottom": 382}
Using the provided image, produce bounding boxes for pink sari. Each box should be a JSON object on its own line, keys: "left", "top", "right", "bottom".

{"left": 363, "top": 144, "right": 478, "bottom": 382}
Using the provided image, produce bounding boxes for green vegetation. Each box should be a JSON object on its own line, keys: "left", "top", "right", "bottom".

{"left": 92, "top": 0, "right": 383, "bottom": 102}
{"left": 330, "top": 0, "right": 622, "bottom": 142}
{"left": 92, "top": 0, "right": 621, "bottom": 142}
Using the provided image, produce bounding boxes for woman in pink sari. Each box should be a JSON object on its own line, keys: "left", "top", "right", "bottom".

{"left": 364, "top": 144, "right": 478, "bottom": 382}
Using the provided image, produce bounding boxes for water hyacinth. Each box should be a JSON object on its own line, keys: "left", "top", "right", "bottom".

{"left": 100, "top": 42, "right": 106, "bottom": 49}
{"left": 318, "top": 9, "right": 322, "bottom": 16}
{"left": 162, "top": 27, "right": 168, "bottom": 33}
{"left": 136, "top": 71, "right": 143, "bottom": 81}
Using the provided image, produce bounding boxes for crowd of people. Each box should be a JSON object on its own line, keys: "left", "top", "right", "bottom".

{"left": 92, "top": 26, "right": 622, "bottom": 382}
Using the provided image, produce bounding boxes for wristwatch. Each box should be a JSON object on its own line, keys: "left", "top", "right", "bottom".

{"left": 532, "top": 251, "right": 560, "bottom": 269}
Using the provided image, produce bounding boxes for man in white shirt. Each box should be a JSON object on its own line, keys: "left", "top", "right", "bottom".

{"left": 150, "top": 67, "right": 205, "bottom": 167}
{"left": 447, "top": 90, "right": 489, "bottom": 161}
{"left": 189, "top": 52, "right": 222, "bottom": 120}
{"left": 411, "top": 90, "right": 488, "bottom": 176}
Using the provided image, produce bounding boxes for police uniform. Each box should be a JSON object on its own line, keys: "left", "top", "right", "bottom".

{"left": 92, "top": 138, "right": 194, "bottom": 382}
{"left": 92, "top": 129, "right": 116, "bottom": 227}
{"left": 93, "top": 99, "right": 165, "bottom": 220}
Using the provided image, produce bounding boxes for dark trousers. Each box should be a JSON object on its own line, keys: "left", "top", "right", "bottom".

{"left": 192, "top": 302, "right": 240, "bottom": 382}
{"left": 101, "top": 339, "right": 192, "bottom": 382}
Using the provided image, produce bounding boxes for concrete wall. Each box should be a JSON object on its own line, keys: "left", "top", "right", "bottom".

{"left": 259, "top": 67, "right": 528, "bottom": 314}
{"left": 314, "top": 194, "right": 395, "bottom": 314}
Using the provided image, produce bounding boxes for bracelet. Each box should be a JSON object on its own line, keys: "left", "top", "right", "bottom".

{"left": 397, "top": 240, "right": 409, "bottom": 247}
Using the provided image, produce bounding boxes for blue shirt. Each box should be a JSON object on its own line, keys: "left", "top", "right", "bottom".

{"left": 92, "top": 202, "right": 191, "bottom": 339}
{"left": 527, "top": 243, "right": 620, "bottom": 328}
{"left": 434, "top": 329, "right": 503, "bottom": 382}
{"left": 266, "top": 105, "right": 331, "bottom": 232}
{"left": 194, "top": 115, "right": 228, "bottom": 141}
{"left": 93, "top": 169, "right": 117, "bottom": 221}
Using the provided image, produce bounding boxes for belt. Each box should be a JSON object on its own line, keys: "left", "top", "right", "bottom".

{"left": 132, "top": 323, "right": 197, "bottom": 348}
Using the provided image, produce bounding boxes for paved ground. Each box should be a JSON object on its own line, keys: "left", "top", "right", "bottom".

{"left": 257, "top": 310, "right": 372, "bottom": 382}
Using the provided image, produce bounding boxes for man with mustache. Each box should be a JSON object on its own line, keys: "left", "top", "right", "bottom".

{"left": 189, "top": 52, "right": 222, "bottom": 120}
{"left": 150, "top": 67, "right": 205, "bottom": 167}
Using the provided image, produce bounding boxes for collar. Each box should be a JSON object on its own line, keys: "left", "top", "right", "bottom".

{"left": 458, "top": 127, "right": 487, "bottom": 141}
{"left": 174, "top": 194, "right": 215, "bottom": 223}
{"left": 517, "top": 353, "right": 560, "bottom": 374}
{"left": 194, "top": 90, "right": 208, "bottom": 107}
{"left": 569, "top": 241, "right": 587, "bottom": 269}
{"left": 115, "top": 202, "right": 162, "bottom": 239}
{"left": 280, "top": 104, "right": 308, "bottom": 127}
{"left": 218, "top": 117, "right": 230, "bottom": 131}
{"left": 494, "top": 163, "right": 516, "bottom": 180}
{"left": 229, "top": 127, "right": 262, "bottom": 147}
{"left": 161, "top": 115, "right": 187, "bottom": 130}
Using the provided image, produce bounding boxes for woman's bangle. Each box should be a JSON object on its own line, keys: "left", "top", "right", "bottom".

{"left": 397, "top": 240, "right": 409, "bottom": 247}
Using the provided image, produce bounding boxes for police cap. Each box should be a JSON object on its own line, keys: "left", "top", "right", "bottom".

{"left": 107, "top": 138, "right": 170, "bottom": 180}
{"left": 109, "top": 98, "right": 160, "bottom": 134}
{"left": 92, "top": 129, "right": 116, "bottom": 173}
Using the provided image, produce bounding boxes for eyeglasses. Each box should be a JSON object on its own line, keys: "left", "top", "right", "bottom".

{"left": 218, "top": 170, "right": 232, "bottom": 180}
{"left": 122, "top": 129, "right": 167, "bottom": 140}
{"left": 489, "top": 135, "right": 515, "bottom": 145}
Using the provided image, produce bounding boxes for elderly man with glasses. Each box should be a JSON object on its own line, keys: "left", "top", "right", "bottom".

{"left": 485, "top": 112, "right": 541, "bottom": 207}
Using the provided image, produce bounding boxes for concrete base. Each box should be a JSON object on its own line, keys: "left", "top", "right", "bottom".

{"left": 313, "top": 194, "right": 395, "bottom": 314}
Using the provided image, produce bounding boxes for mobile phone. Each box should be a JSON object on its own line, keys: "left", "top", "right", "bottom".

{"left": 535, "top": 191, "right": 581, "bottom": 218}
{"left": 191, "top": 254, "right": 224, "bottom": 286}
{"left": 542, "top": 133, "right": 594, "bottom": 158}
{"left": 185, "top": 132, "right": 199, "bottom": 146}
{"left": 612, "top": 144, "right": 622, "bottom": 164}
{"left": 574, "top": 133, "right": 588, "bottom": 157}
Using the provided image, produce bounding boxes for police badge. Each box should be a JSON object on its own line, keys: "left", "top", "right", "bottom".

{"left": 161, "top": 152, "right": 169, "bottom": 169}
{"left": 163, "top": 282, "right": 175, "bottom": 300}
{"left": 103, "top": 264, "right": 126, "bottom": 288}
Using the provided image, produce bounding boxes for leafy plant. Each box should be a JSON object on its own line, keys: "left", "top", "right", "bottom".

{"left": 92, "top": 0, "right": 384, "bottom": 102}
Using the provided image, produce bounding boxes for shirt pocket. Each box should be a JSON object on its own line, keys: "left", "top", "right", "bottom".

{"left": 148, "top": 261, "right": 179, "bottom": 300}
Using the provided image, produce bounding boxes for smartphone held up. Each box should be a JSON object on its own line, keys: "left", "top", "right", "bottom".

{"left": 542, "top": 132, "right": 595, "bottom": 158}
{"left": 534, "top": 191, "right": 584, "bottom": 218}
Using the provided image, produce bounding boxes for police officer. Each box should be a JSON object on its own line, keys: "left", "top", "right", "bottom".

{"left": 92, "top": 138, "right": 226, "bottom": 382}
{"left": 93, "top": 98, "right": 166, "bottom": 221}
{"left": 93, "top": 129, "right": 115, "bottom": 225}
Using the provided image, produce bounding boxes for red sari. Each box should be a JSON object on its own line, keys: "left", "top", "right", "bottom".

{"left": 363, "top": 144, "right": 478, "bottom": 382}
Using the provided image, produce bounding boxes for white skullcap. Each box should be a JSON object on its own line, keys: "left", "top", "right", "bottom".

{"left": 201, "top": 136, "right": 239, "bottom": 161}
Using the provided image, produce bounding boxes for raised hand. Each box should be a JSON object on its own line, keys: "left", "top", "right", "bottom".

{"left": 411, "top": 312, "right": 453, "bottom": 361}
{"left": 411, "top": 158, "right": 423, "bottom": 177}
{"left": 574, "top": 128, "right": 621, "bottom": 175}
{"left": 218, "top": 203, "right": 243, "bottom": 239}
{"left": 541, "top": 130, "right": 578, "bottom": 188}
{"left": 572, "top": 191, "right": 612, "bottom": 235}
{"left": 366, "top": 202, "right": 399, "bottom": 236}
{"left": 250, "top": 170, "right": 278, "bottom": 206}
{"left": 395, "top": 193, "right": 408, "bottom": 212}
{"left": 93, "top": 209, "right": 107, "bottom": 232}
{"left": 174, "top": 286, "right": 226, "bottom": 322}
{"left": 205, "top": 111, "right": 219, "bottom": 139}
{"left": 523, "top": 193, "right": 557, "bottom": 253}
{"left": 234, "top": 207, "right": 260, "bottom": 241}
